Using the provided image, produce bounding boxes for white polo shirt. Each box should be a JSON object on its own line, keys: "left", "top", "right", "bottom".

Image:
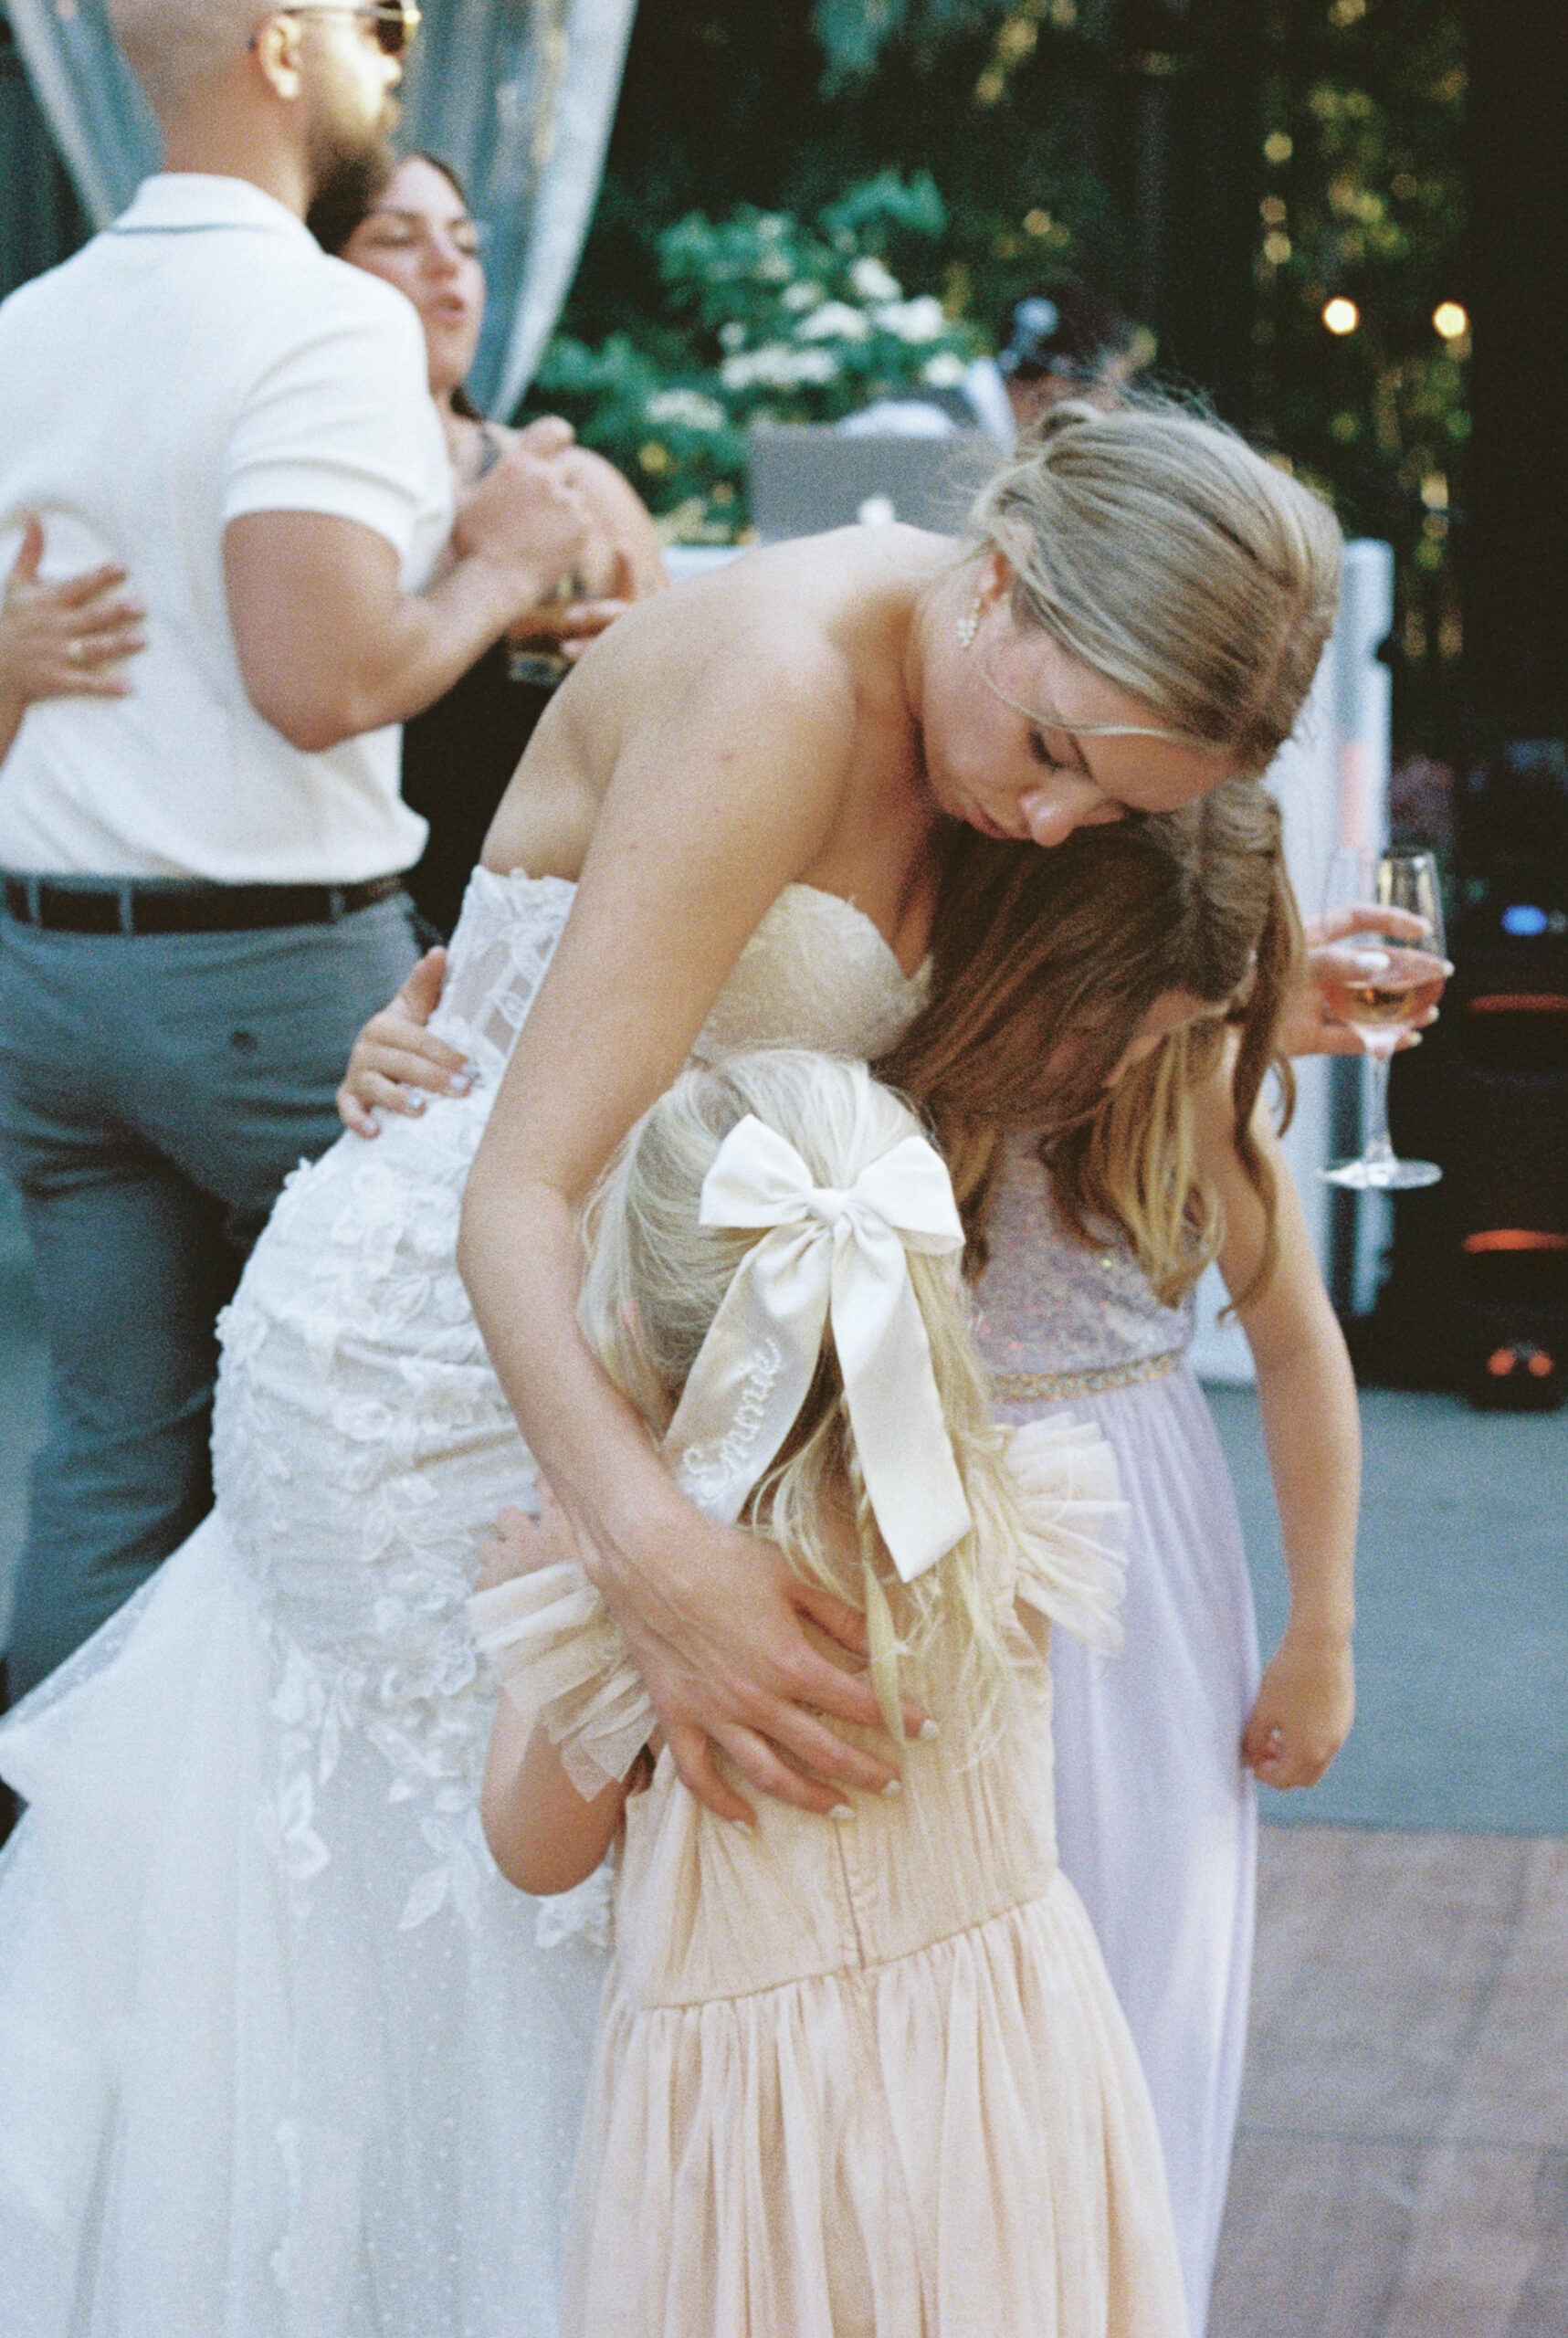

{"left": 0, "top": 174, "right": 453, "bottom": 882}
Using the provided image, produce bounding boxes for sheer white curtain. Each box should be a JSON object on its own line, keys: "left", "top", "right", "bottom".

{"left": 400, "top": 0, "right": 637, "bottom": 412}
{"left": 4, "top": 0, "right": 636, "bottom": 412}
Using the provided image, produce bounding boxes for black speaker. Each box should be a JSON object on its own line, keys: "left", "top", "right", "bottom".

{"left": 1366, "top": 898, "right": 1568, "bottom": 1407}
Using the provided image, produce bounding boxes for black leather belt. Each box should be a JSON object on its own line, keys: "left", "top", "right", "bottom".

{"left": 1, "top": 869, "right": 407, "bottom": 935}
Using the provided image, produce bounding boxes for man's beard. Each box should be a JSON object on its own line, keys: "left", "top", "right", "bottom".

{"left": 305, "top": 105, "right": 398, "bottom": 221}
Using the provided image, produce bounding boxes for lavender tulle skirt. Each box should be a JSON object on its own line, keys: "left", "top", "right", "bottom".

{"left": 996, "top": 1358, "right": 1259, "bottom": 2338}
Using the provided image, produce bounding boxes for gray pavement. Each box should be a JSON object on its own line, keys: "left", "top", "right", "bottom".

{"left": 1208, "top": 1381, "right": 1568, "bottom": 1838}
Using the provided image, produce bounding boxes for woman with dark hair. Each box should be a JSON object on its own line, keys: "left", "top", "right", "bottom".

{"left": 315, "top": 153, "right": 668, "bottom": 935}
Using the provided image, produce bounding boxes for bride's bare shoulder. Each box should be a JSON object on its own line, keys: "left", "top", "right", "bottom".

{"left": 572, "top": 534, "right": 864, "bottom": 708}
{"left": 482, "top": 524, "right": 950, "bottom": 879}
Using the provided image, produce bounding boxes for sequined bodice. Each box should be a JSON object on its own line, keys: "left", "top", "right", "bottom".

{"left": 207, "top": 871, "right": 931, "bottom": 1919}
{"left": 975, "top": 1133, "right": 1192, "bottom": 1395}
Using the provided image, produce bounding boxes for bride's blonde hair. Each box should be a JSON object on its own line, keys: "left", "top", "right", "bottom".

{"left": 969, "top": 395, "right": 1342, "bottom": 776}
{"left": 577, "top": 1051, "right": 1025, "bottom": 1743}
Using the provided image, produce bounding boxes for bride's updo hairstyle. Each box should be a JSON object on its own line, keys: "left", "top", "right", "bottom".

{"left": 969, "top": 396, "right": 1342, "bottom": 776}
{"left": 577, "top": 1051, "right": 1024, "bottom": 1741}
{"left": 879, "top": 779, "right": 1304, "bottom": 1301}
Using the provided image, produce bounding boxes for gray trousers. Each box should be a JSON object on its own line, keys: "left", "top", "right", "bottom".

{"left": 0, "top": 897, "right": 419, "bottom": 1696}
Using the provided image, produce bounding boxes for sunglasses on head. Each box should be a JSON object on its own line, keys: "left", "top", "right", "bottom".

{"left": 253, "top": 3, "right": 422, "bottom": 58}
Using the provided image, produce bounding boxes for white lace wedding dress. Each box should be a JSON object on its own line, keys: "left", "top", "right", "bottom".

{"left": 0, "top": 869, "right": 931, "bottom": 2338}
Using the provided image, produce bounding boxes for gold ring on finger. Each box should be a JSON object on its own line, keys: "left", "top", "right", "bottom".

{"left": 66, "top": 637, "right": 88, "bottom": 665}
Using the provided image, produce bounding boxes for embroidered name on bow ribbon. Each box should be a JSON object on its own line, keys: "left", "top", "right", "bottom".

{"left": 664, "top": 1115, "right": 973, "bottom": 1582}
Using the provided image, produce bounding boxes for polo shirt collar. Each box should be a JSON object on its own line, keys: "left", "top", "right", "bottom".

{"left": 111, "top": 174, "right": 315, "bottom": 242}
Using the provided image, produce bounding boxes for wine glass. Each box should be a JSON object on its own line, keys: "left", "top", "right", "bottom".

{"left": 505, "top": 571, "right": 584, "bottom": 690}
{"left": 1319, "top": 845, "right": 1446, "bottom": 1190}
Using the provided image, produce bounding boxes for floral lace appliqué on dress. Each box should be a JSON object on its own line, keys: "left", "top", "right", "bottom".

{"left": 0, "top": 867, "right": 934, "bottom": 2338}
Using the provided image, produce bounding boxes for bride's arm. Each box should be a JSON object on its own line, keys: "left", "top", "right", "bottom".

{"left": 458, "top": 634, "right": 923, "bottom": 1824}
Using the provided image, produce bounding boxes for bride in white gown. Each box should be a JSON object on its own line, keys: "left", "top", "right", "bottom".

{"left": 0, "top": 400, "right": 1342, "bottom": 2337}
{"left": 0, "top": 872, "right": 930, "bottom": 2338}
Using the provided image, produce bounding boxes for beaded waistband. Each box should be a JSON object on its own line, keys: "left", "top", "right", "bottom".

{"left": 988, "top": 1345, "right": 1184, "bottom": 1407}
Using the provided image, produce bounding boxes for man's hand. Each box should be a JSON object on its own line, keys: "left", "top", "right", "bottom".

{"left": 452, "top": 442, "right": 588, "bottom": 611}
{"left": 1280, "top": 904, "right": 1450, "bottom": 1058}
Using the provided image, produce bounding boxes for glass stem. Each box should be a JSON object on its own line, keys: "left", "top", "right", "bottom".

{"left": 1362, "top": 1044, "right": 1396, "bottom": 1164}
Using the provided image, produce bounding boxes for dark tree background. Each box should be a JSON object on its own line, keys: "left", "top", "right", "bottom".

{"left": 555, "top": 0, "right": 1468, "bottom": 755}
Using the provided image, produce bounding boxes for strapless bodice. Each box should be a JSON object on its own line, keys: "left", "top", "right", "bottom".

{"left": 975, "top": 1133, "right": 1192, "bottom": 1401}
{"left": 429, "top": 869, "right": 931, "bottom": 1084}
{"left": 208, "top": 866, "right": 934, "bottom": 1883}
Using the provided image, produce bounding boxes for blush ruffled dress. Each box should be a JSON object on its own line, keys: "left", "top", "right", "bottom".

{"left": 470, "top": 1416, "right": 1189, "bottom": 2338}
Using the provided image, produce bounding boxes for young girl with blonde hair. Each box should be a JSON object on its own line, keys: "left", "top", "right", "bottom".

{"left": 473, "top": 1046, "right": 1189, "bottom": 2336}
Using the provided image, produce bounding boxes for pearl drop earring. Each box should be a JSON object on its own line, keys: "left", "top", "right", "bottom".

{"left": 955, "top": 595, "right": 981, "bottom": 650}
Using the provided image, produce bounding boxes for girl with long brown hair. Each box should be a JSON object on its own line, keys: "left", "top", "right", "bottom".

{"left": 882, "top": 785, "right": 1358, "bottom": 2332}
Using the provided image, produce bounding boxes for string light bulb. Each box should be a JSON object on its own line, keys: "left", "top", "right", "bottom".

{"left": 1433, "top": 300, "right": 1469, "bottom": 341}
{"left": 1322, "top": 297, "right": 1360, "bottom": 335}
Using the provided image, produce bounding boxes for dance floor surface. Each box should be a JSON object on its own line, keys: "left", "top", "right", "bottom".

{"left": 1211, "top": 1825, "right": 1566, "bottom": 2338}
{"left": 1208, "top": 1383, "right": 1565, "bottom": 2336}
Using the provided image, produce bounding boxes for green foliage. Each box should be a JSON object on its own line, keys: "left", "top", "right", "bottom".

{"left": 553, "top": 1, "right": 1124, "bottom": 357}
{"left": 1255, "top": 0, "right": 1467, "bottom": 747}
{"left": 538, "top": 0, "right": 1467, "bottom": 749}
{"left": 532, "top": 178, "right": 979, "bottom": 541}
{"left": 810, "top": 0, "right": 1002, "bottom": 85}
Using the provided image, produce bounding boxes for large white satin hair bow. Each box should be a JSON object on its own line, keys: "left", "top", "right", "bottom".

{"left": 662, "top": 1114, "right": 973, "bottom": 1583}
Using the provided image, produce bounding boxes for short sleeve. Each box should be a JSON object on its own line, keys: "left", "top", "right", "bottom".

{"left": 222, "top": 265, "right": 451, "bottom": 573}
{"left": 468, "top": 1562, "right": 656, "bottom": 1803}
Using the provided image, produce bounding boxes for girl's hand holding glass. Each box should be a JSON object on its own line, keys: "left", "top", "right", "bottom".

{"left": 1283, "top": 900, "right": 1449, "bottom": 1058}
{"left": 1319, "top": 846, "right": 1447, "bottom": 1189}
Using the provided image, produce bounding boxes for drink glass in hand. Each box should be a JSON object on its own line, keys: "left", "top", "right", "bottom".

{"left": 506, "top": 572, "right": 584, "bottom": 690}
{"left": 1320, "top": 845, "right": 1445, "bottom": 1189}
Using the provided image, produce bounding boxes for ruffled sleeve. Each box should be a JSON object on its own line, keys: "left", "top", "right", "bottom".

{"left": 467, "top": 1564, "right": 656, "bottom": 1802}
{"left": 1005, "top": 1414, "right": 1130, "bottom": 1656}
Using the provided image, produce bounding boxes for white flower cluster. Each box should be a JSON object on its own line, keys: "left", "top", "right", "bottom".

{"left": 848, "top": 256, "right": 901, "bottom": 301}
{"left": 643, "top": 387, "right": 729, "bottom": 432}
{"left": 795, "top": 300, "right": 872, "bottom": 343}
{"left": 868, "top": 294, "right": 949, "bottom": 343}
{"left": 720, "top": 343, "right": 841, "bottom": 390}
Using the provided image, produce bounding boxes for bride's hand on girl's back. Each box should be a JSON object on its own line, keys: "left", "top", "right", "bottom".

{"left": 336, "top": 948, "right": 473, "bottom": 1136}
{"left": 470, "top": 1486, "right": 921, "bottom": 1822}
{"left": 574, "top": 1493, "right": 929, "bottom": 1828}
